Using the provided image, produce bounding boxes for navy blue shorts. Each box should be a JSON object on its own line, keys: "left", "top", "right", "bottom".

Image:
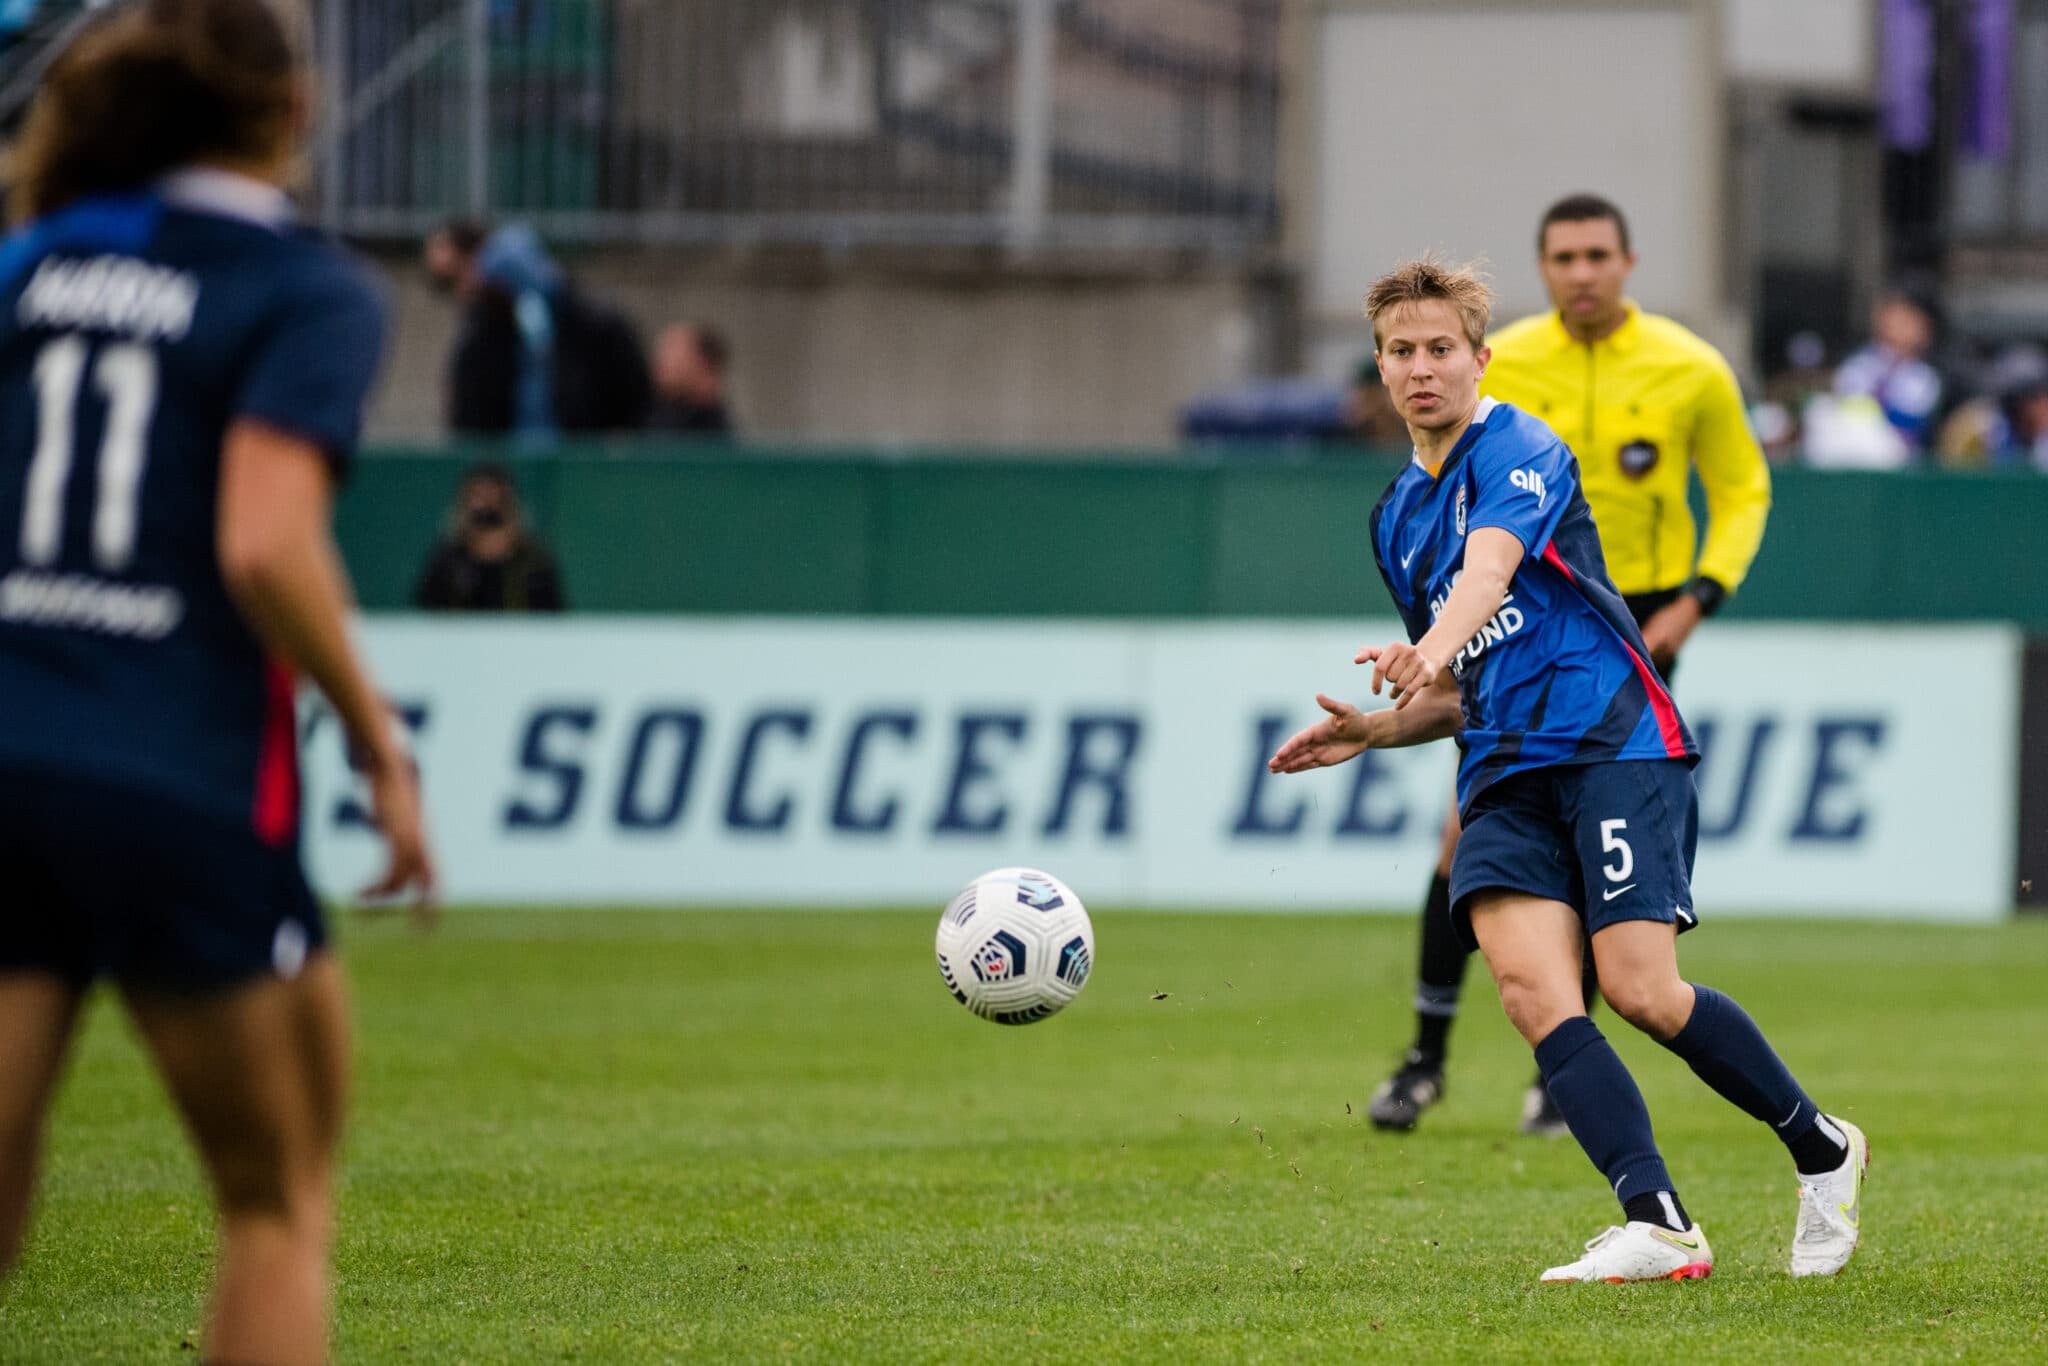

{"left": 1449, "top": 759, "right": 1699, "bottom": 953}
{"left": 0, "top": 769, "right": 326, "bottom": 994}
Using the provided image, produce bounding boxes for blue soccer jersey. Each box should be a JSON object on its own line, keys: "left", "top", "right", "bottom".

{"left": 0, "top": 171, "right": 386, "bottom": 841}
{"left": 1369, "top": 398, "right": 1698, "bottom": 813}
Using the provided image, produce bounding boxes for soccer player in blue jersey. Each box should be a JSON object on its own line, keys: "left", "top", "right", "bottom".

{"left": 1269, "top": 258, "right": 1866, "bottom": 1282}
{"left": 0, "top": 2, "right": 433, "bottom": 1360}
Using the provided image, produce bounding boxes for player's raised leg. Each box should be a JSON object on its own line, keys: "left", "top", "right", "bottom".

{"left": 1467, "top": 892, "right": 1710, "bottom": 1283}
{"left": 1593, "top": 920, "right": 1865, "bottom": 1276}
{"left": 123, "top": 954, "right": 352, "bottom": 1366}
{"left": 0, "top": 974, "right": 84, "bottom": 1274}
{"left": 1369, "top": 801, "right": 1463, "bottom": 1130}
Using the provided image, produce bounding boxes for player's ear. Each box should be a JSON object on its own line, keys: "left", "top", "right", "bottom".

{"left": 1475, "top": 344, "right": 1492, "bottom": 377}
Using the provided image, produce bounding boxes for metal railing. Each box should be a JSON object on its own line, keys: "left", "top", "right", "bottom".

{"left": 306, "top": 0, "right": 1281, "bottom": 253}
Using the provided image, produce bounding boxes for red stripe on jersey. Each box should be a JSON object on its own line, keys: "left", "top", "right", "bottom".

{"left": 1540, "top": 542, "right": 1687, "bottom": 759}
{"left": 252, "top": 661, "right": 299, "bottom": 846}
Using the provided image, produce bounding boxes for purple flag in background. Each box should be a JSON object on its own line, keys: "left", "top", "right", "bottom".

{"left": 1963, "top": 0, "right": 2015, "bottom": 160}
{"left": 1881, "top": 0, "right": 1936, "bottom": 151}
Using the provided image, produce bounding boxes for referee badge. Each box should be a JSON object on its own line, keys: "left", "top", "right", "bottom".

{"left": 1618, "top": 439, "right": 1660, "bottom": 478}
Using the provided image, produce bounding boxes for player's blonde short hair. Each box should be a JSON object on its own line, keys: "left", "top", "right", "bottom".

{"left": 1364, "top": 257, "right": 1494, "bottom": 352}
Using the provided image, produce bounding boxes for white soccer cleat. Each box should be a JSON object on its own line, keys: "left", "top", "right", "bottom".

{"left": 1539, "top": 1221, "right": 1713, "bottom": 1283}
{"left": 1790, "top": 1116, "right": 1869, "bottom": 1277}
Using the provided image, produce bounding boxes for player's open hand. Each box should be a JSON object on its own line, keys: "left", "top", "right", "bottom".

{"left": 358, "top": 750, "right": 439, "bottom": 927}
{"left": 1356, "top": 642, "right": 1441, "bottom": 709}
{"left": 1268, "top": 693, "right": 1375, "bottom": 773}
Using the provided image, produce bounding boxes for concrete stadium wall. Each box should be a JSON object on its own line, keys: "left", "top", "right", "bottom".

{"left": 365, "top": 250, "right": 1293, "bottom": 450}
{"left": 1303, "top": 0, "right": 1727, "bottom": 385}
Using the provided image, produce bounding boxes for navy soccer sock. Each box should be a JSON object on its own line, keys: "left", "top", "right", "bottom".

{"left": 1410, "top": 871, "right": 1466, "bottom": 1064}
{"left": 1660, "top": 985, "right": 1846, "bottom": 1175}
{"left": 1533, "top": 1016, "right": 1679, "bottom": 1221}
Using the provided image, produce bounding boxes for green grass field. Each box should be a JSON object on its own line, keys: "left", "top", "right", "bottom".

{"left": 3, "top": 909, "right": 2045, "bottom": 1363}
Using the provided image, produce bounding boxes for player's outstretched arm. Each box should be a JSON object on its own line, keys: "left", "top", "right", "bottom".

{"left": 1267, "top": 675, "right": 1460, "bottom": 774}
{"left": 1383, "top": 667, "right": 1461, "bottom": 743}
{"left": 1268, "top": 693, "right": 1376, "bottom": 773}
{"left": 218, "top": 419, "right": 438, "bottom": 916}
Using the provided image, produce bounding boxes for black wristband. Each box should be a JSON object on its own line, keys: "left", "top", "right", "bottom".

{"left": 1685, "top": 576, "right": 1728, "bottom": 617}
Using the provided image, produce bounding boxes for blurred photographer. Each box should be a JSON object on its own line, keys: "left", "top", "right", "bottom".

{"left": 412, "top": 462, "right": 566, "bottom": 612}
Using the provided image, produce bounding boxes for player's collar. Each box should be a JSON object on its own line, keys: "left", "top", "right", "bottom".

{"left": 156, "top": 168, "right": 293, "bottom": 230}
{"left": 1409, "top": 397, "right": 1498, "bottom": 472}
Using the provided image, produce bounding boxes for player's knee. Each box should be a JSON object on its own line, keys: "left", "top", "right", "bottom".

{"left": 203, "top": 1121, "right": 297, "bottom": 1220}
{"left": 1493, "top": 973, "right": 1579, "bottom": 1046}
{"left": 1603, "top": 975, "right": 1691, "bottom": 1040}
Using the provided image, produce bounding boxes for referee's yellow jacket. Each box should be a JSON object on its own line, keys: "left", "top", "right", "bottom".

{"left": 1479, "top": 302, "right": 1770, "bottom": 599}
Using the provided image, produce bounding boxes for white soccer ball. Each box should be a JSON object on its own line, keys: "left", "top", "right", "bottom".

{"left": 935, "top": 867, "right": 1094, "bottom": 1025}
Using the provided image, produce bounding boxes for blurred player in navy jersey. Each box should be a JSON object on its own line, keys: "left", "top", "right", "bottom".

{"left": 1269, "top": 258, "right": 1864, "bottom": 1283}
{"left": 0, "top": 2, "right": 434, "bottom": 1361}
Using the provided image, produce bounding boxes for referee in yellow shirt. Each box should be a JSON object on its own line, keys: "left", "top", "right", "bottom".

{"left": 1369, "top": 193, "right": 1772, "bottom": 1136}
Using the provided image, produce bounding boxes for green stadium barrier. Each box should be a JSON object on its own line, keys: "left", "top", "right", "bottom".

{"left": 339, "top": 444, "right": 2048, "bottom": 625}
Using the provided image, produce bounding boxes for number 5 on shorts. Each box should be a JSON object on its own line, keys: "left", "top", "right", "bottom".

{"left": 1599, "top": 818, "right": 1634, "bottom": 883}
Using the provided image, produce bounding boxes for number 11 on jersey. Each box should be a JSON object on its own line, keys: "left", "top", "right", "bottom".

{"left": 22, "top": 333, "right": 159, "bottom": 572}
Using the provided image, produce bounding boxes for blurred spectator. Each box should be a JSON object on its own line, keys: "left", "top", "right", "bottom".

{"left": 1800, "top": 394, "right": 1913, "bottom": 469}
{"left": 1751, "top": 331, "right": 1833, "bottom": 463}
{"left": 1344, "top": 357, "right": 1408, "bottom": 449}
{"left": 1831, "top": 291, "right": 1943, "bottom": 451}
{"left": 649, "top": 322, "right": 735, "bottom": 436}
{"left": 424, "top": 219, "right": 652, "bottom": 441}
{"left": 1748, "top": 400, "right": 1798, "bottom": 465}
{"left": 1982, "top": 341, "right": 2048, "bottom": 402}
{"left": 2002, "top": 381, "right": 2048, "bottom": 470}
{"left": 413, "top": 462, "right": 566, "bottom": 612}
{"left": 1934, "top": 396, "right": 2007, "bottom": 468}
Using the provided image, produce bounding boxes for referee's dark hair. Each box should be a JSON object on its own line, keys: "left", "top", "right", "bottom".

{"left": 1537, "top": 193, "right": 1632, "bottom": 257}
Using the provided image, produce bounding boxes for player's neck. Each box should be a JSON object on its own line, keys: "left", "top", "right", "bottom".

{"left": 189, "top": 153, "right": 294, "bottom": 191}
{"left": 1410, "top": 411, "right": 1476, "bottom": 475}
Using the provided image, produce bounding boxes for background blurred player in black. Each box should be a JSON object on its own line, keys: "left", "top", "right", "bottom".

{"left": 0, "top": 3, "right": 434, "bottom": 1362}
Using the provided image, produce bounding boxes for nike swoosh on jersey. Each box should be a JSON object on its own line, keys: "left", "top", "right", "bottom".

{"left": 1602, "top": 883, "right": 1636, "bottom": 902}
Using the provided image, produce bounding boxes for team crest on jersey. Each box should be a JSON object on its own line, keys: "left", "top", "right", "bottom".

{"left": 1619, "top": 440, "right": 1660, "bottom": 478}
{"left": 1454, "top": 482, "right": 1466, "bottom": 536}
